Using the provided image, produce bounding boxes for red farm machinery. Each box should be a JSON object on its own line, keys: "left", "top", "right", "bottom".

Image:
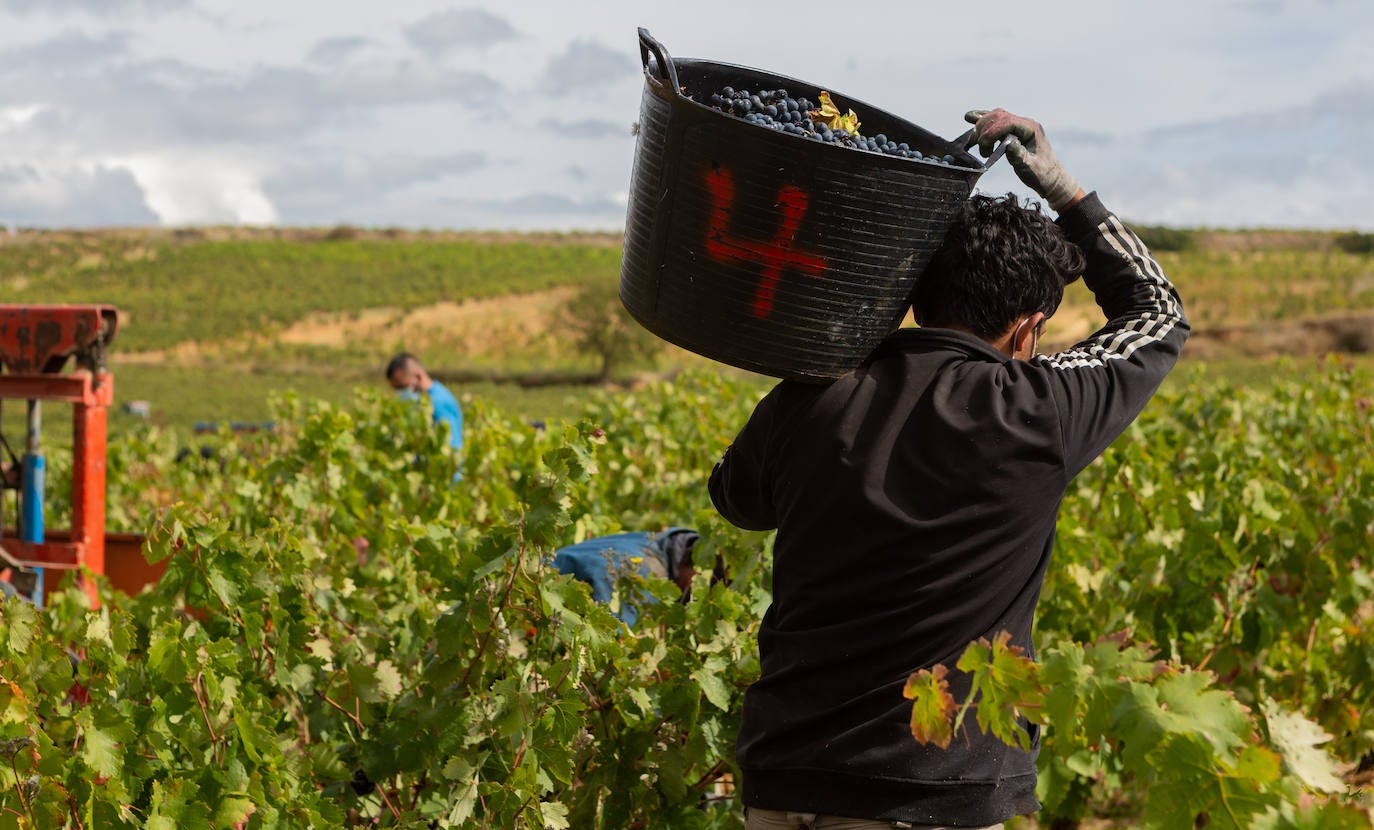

{"left": 0, "top": 304, "right": 158, "bottom": 607}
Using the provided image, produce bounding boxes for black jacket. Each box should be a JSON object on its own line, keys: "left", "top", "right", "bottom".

{"left": 708, "top": 193, "right": 1188, "bottom": 825}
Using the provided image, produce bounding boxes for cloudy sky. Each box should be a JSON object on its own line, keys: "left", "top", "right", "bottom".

{"left": 0, "top": 0, "right": 1370, "bottom": 231}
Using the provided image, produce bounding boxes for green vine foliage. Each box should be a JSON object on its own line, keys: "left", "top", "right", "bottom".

{"left": 2, "top": 362, "right": 1373, "bottom": 828}
{"left": 2, "top": 374, "right": 767, "bottom": 829}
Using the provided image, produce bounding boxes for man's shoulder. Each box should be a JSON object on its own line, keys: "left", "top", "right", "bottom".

{"left": 427, "top": 382, "right": 461, "bottom": 408}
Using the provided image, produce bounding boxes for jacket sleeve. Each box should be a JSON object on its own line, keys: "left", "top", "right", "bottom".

{"left": 708, "top": 389, "right": 779, "bottom": 531}
{"left": 1035, "top": 192, "right": 1190, "bottom": 477}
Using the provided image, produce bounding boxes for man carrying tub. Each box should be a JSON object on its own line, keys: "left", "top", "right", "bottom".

{"left": 709, "top": 109, "right": 1188, "bottom": 829}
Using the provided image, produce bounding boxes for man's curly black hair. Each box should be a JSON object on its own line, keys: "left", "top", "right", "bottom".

{"left": 914, "top": 194, "right": 1086, "bottom": 340}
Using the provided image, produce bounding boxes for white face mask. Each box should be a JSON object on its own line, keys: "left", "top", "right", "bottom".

{"left": 1012, "top": 317, "right": 1043, "bottom": 358}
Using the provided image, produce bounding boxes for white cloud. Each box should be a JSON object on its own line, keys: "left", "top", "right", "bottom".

{"left": 117, "top": 152, "right": 278, "bottom": 225}
{"left": 0, "top": 29, "right": 130, "bottom": 69}
{"left": 539, "top": 39, "right": 635, "bottom": 95}
{"left": 0, "top": 56, "right": 503, "bottom": 147}
{"left": 305, "top": 35, "right": 372, "bottom": 66}
{"left": 0, "top": 104, "right": 44, "bottom": 132}
{"left": 264, "top": 152, "right": 488, "bottom": 224}
{"left": 404, "top": 7, "right": 518, "bottom": 57}
{"left": 537, "top": 118, "right": 631, "bottom": 140}
{"left": 0, "top": 163, "right": 157, "bottom": 227}
{"left": 0, "top": 0, "right": 187, "bottom": 13}
{"left": 439, "top": 191, "right": 627, "bottom": 230}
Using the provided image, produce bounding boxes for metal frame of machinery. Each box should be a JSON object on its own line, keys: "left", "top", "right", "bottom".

{"left": 0, "top": 304, "right": 118, "bottom": 607}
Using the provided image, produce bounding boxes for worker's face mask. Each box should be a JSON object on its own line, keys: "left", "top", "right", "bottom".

{"left": 388, "top": 369, "right": 422, "bottom": 394}
{"left": 1012, "top": 316, "right": 1044, "bottom": 359}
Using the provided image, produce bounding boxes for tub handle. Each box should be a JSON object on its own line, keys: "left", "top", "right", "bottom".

{"left": 954, "top": 128, "right": 1014, "bottom": 172}
{"left": 638, "top": 28, "right": 682, "bottom": 96}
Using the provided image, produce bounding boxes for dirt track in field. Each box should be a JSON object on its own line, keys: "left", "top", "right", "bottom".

{"left": 275, "top": 287, "right": 580, "bottom": 356}
{"left": 1178, "top": 311, "right": 1374, "bottom": 360}
{"left": 113, "top": 287, "right": 582, "bottom": 368}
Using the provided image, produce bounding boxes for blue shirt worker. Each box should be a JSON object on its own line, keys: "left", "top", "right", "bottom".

{"left": 551, "top": 528, "right": 702, "bottom": 627}
{"left": 385, "top": 352, "right": 463, "bottom": 455}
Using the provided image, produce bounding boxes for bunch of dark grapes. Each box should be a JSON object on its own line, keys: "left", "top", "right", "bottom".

{"left": 350, "top": 769, "right": 376, "bottom": 796}
{"left": 702, "top": 87, "right": 958, "bottom": 165}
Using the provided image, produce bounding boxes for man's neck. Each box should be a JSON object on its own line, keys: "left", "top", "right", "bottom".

{"left": 933, "top": 323, "right": 1013, "bottom": 358}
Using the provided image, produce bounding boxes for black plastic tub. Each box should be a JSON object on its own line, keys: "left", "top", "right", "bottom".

{"left": 620, "top": 29, "right": 1008, "bottom": 382}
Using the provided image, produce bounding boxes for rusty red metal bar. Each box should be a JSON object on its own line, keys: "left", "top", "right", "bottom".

{"left": 0, "top": 305, "right": 120, "bottom": 606}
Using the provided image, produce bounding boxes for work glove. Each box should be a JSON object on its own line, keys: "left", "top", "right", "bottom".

{"left": 965, "top": 109, "right": 1082, "bottom": 212}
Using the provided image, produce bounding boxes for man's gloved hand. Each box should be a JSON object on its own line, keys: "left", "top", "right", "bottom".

{"left": 965, "top": 108, "right": 1082, "bottom": 212}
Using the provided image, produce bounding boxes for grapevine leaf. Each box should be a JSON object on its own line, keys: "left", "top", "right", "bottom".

{"left": 1142, "top": 735, "right": 1280, "bottom": 830}
{"left": 147, "top": 778, "right": 211, "bottom": 829}
{"left": 1037, "top": 644, "right": 1088, "bottom": 742}
{"left": 1251, "top": 801, "right": 1374, "bottom": 830}
{"left": 692, "top": 667, "right": 731, "bottom": 711}
{"left": 307, "top": 637, "right": 333, "bottom": 664}
{"left": 903, "top": 664, "right": 956, "bottom": 749}
{"left": 1260, "top": 701, "right": 1345, "bottom": 793}
{"left": 442, "top": 756, "right": 474, "bottom": 781}
{"left": 1153, "top": 671, "right": 1250, "bottom": 758}
{"left": 1241, "top": 478, "right": 1283, "bottom": 522}
{"left": 233, "top": 707, "right": 262, "bottom": 763}
{"left": 955, "top": 632, "right": 1043, "bottom": 750}
{"left": 205, "top": 560, "right": 241, "bottom": 606}
{"left": 375, "top": 660, "right": 404, "bottom": 700}
{"left": 284, "top": 663, "right": 314, "bottom": 693}
{"left": 539, "top": 800, "right": 571, "bottom": 830}
{"left": 656, "top": 750, "right": 689, "bottom": 801}
{"left": 625, "top": 686, "right": 654, "bottom": 719}
{"left": 214, "top": 797, "right": 256, "bottom": 828}
{"left": 1063, "top": 748, "right": 1100, "bottom": 778}
{"left": 0, "top": 678, "right": 29, "bottom": 723}
{"left": 2, "top": 598, "right": 39, "bottom": 655}
{"left": 811, "top": 91, "right": 862, "bottom": 135}
{"left": 79, "top": 720, "right": 123, "bottom": 779}
{"left": 840, "top": 109, "right": 862, "bottom": 135}
{"left": 1110, "top": 684, "right": 1168, "bottom": 771}
{"left": 1234, "top": 745, "right": 1282, "bottom": 784}
{"left": 147, "top": 624, "right": 188, "bottom": 682}
{"left": 442, "top": 756, "right": 481, "bottom": 826}
{"left": 346, "top": 662, "right": 390, "bottom": 700}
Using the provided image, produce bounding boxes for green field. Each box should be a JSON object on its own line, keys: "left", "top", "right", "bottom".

{"left": 1, "top": 229, "right": 622, "bottom": 351}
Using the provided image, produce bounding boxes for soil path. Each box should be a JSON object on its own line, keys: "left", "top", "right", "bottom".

{"left": 115, "top": 287, "right": 580, "bottom": 367}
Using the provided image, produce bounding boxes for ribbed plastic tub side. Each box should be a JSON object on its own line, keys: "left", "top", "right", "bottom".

{"left": 651, "top": 122, "right": 970, "bottom": 380}
{"left": 620, "top": 85, "right": 673, "bottom": 332}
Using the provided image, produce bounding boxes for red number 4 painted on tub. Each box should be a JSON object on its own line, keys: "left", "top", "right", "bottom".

{"left": 703, "top": 166, "right": 827, "bottom": 318}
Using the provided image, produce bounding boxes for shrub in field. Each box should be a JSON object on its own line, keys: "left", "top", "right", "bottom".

{"left": 556, "top": 282, "right": 664, "bottom": 382}
{"left": 1334, "top": 231, "right": 1374, "bottom": 255}
{"left": 1130, "top": 224, "right": 1197, "bottom": 252}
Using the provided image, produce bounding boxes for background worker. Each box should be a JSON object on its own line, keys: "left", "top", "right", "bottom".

{"left": 709, "top": 108, "right": 1189, "bottom": 829}
{"left": 551, "top": 527, "right": 706, "bottom": 627}
{"left": 385, "top": 352, "right": 463, "bottom": 456}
